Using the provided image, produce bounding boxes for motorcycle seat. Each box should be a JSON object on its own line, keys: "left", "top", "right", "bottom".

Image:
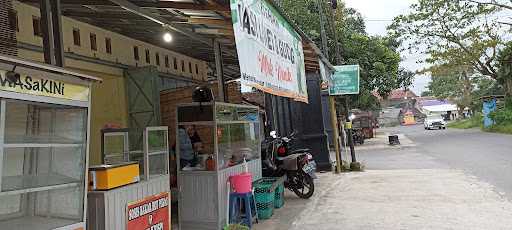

{"left": 290, "top": 149, "right": 310, "bottom": 154}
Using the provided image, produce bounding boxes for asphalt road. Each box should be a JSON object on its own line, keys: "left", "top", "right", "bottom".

{"left": 359, "top": 125, "right": 512, "bottom": 199}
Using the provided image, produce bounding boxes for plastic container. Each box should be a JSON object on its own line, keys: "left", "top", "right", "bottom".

{"left": 253, "top": 182, "right": 274, "bottom": 203}
{"left": 256, "top": 202, "right": 274, "bottom": 219}
{"left": 230, "top": 173, "right": 253, "bottom": 193}
{"left": 274, "top": 184, "right": 285, "bottom": 208}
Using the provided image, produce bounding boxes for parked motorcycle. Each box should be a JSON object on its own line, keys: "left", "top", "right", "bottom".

{"left": 352, "top": 129, "right": 365, "bottom": 145}
{"left": 261, "top": 131, "right": 316, "bottom": 199}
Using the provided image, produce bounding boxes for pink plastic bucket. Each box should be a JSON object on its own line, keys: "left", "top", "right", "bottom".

{"left": 230, "top": 173, "right": 253, "bottom": 193}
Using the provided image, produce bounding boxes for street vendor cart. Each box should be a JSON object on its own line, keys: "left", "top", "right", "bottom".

{"left": 176, "top": 102, "right": 262, "bottom": 230}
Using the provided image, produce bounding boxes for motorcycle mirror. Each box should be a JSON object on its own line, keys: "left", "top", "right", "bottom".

{"left": 270, "top": 131, "right": 277, "bottom": 138}
{"left": 349, "top": 114, "right": 356, "bottom": 121}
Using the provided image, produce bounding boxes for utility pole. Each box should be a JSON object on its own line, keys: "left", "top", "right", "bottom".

{"left": 317, "top": 0, "right": 329, "bottom": 59}
{"left": 345, "top": 97, "right": 357, "bottom": 163}
{"left": 317, "top": 0, "right": 343, "bottom": 173}
{"left": 326, "top": 1, "right": 358, "bottom": 169}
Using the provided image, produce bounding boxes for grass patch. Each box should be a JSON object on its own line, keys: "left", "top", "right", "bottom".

{"left": 484, "top": 124, "right": 512, "bottom": 135}
{"left": 449, "top": 114, "right": 512, "bottom": 134}
{"left": 447, "top": 115, "right": 482, "bottom": 129}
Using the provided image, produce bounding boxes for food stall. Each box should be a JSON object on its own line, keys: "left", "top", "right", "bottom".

{"left": 0, "top": 55, "right": 100, "bottom": 230}
{"left": 87, "top": 126, "right": 171, "bottom": 230}
{"left": 176, "top": 102, "right": 262, "bottom": 230}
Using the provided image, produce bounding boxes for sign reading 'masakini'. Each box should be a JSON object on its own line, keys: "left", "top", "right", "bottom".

{"left": 231, "top": 0, "right": 308, "bottom": 103}
{"left": 0, "top": 70, "right": 89, "bottom": 101}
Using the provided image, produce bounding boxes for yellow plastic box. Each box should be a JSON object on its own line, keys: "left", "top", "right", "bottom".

{"left": 89, "top": 162, "right": 140, "bottom": 190}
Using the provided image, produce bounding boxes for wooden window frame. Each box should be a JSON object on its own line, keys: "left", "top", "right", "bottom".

{"left": 72, "top": 28, "right": 81, "bottom": 46}
{"left": 32, "top": 16, "right": 42, "bottom": 37}
{"left": 105, "top": 37, "right": 112, "bottom": 54}
{"left": 145, "top": 49, "right": 150, "bottom": 64}
{"left": 165, "top": 55, "right": 170, "bottom": 68}
{"left": 133, "top": 46, "right": 139, "bottom": 60}
{"left": 9, "top": 10, "right": 18, "bottom": 32}
{"left": 90, "top": 33, "right": 97, "bottom": 51}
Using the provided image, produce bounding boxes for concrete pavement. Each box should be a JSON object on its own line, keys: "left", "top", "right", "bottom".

{"left": 253, "top": 126, "right": 512, "bottom": 230}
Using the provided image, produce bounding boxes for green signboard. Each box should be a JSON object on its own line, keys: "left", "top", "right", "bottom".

{"left": 329, "top": 65, "right": 360, "bottom": 95}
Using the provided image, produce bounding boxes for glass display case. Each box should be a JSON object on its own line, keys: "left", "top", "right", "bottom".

{"left": 101, "top": 128, "right": 130, "bottom": 165}
{"left": 0, "top": 55, "right": 97, "bottom": 230}
{"left": 0, "top": 101, "right": 88, "bottom": 230}
{"left": 176, "top": 103, "right": 261, "bottom": 171}
{"left": 143, "top": 126, "right": 169, "bottom": 179}
{"left": 176, "top": 102, "right": 262, "bottom": 230}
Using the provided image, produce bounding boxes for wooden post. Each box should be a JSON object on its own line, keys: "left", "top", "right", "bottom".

{"left": 51, "top": 0, "right": 65, "bottom": 67}
{"left": 40, "top": 0, "right": 55, "bottom": 65}
{"left": 329, "top": 96, "right": 342, "bottom": 173}
{"left": 214, "top": 39, "right": 226, "bottom": 102}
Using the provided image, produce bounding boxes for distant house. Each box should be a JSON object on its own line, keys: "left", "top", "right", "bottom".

{"left": 376, "top": 89, "right": 424, "bottom": 125}
{"left": 385, "top": 89, "right": 418, "bottom": 108}
{"left": 417, "top": 98, "right": 461, "bottom": 120}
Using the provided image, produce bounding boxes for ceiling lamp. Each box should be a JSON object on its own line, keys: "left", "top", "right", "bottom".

{"left": 163, "top": 32, "right": 173, "bottom": 43}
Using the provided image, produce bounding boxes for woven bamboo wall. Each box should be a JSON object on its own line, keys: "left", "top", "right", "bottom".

{"left": 0, "top": 0, "right": 17, "bottom": 57}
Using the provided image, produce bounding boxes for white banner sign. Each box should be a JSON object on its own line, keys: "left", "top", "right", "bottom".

{"left": 231, "top": 0, "right": 308, "bottom": 102}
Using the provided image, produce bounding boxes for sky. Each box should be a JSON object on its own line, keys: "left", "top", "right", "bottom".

{"left": 343, "top": 0, "right": 430, "bottom": 95}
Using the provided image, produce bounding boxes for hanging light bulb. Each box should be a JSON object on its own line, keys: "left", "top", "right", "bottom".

{"left": 163, "top": 32, "right": 173, "bottom": 43}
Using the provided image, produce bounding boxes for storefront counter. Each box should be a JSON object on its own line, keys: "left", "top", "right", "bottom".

{"left": 87, "top": 175, "right": 170, "bottom": 230}
{"left": 87, "top": 126, "right": 171, "bottom": 230}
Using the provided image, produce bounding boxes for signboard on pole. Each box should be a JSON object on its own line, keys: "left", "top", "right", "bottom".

{"left": 329, "top": 65, "right": 360, "bottom": 95}
{"left": 127, "top": 192, "right": 170, "bottom": 230}
{"left": 230, "top": 0, "right": 308, "bottom": 103}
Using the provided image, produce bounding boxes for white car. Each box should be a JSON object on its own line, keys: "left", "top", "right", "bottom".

{"left": 424, "top": 114, "right": 447, "bottom": 130}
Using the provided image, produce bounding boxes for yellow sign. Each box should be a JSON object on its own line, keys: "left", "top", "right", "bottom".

{"left": 345, "top": 121, "right": 353, "bottom": 129}
{"left": 0, "top": 70, "right": 89, "bottom": 101}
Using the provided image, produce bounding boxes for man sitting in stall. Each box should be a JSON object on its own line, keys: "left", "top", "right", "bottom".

{"left": 177, "top": 126, "right": 195, "bottom": 168}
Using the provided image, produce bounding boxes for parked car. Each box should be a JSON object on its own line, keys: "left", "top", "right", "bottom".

{"left": 424, "top": 114, "right": 447, "bottom": 130}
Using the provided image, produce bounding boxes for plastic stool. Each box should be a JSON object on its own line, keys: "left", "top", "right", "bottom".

{"left": 229, "top": 192, "right": 257, "bottom": 228}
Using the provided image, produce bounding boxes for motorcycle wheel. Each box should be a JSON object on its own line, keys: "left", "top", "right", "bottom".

{"left": 292, "top": 172, "right": 315, "bottom": 199}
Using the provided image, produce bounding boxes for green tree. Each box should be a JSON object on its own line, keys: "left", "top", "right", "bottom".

{"left": 427, "top": 74, "right": 463, "bottom": 100}
{"left": 421, "top": 91, "right": 432, "bottom": 97}
{"left": 497, "top": 42, "right": 512, "bottom": 97}
{"left": 279, "top": 0, "right": 404, "bottom": 110}
{"left": 397, "top": 68, "right": 415, "bottom": 91}
{"left": 389, "top": 0, "right": 503, "bottom": 81}
{"left": 423, "top": 63, "right": 475, "bottom": 113}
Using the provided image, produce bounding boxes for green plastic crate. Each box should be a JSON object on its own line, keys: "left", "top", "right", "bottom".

{"left": 274, "top": 184, "right": 284, "bottom": 209}
{"left": 256, "top": 201, "right": 274, "bottom": 219}
{"left": 254, "top": 178, "right": 280, "bottom": 203}
{"left": 275, "top": 183, "right": 284, "bottom": 194}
